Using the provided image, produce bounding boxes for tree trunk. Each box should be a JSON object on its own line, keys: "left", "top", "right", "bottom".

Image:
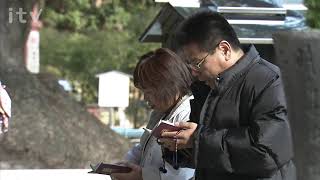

{"left": 0, "top": 0, "right": 130, "bottom": 169}
{"left": 273, "top": 30, "right": 320, "bottom": 180}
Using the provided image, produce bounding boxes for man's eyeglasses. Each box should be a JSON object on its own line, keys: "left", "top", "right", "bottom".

{"left": 190, "top": 52, "right": 211, "bottom": 69}
{"left": 189, "top": 44, "right": 218, "bottom": 70}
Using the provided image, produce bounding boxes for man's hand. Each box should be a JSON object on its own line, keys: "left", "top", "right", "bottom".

{"left": 159, "top": 122, "right": 197, "bottom": 151}
{"left": 110, "top": 162, "right": 142, "bottom": 180}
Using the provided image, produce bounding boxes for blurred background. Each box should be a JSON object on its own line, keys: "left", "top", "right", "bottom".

{"left": 0, "top": 0, "right": 320, "bottom": 180}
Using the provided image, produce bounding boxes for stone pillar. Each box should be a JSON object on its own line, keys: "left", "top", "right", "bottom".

{"left": 273, "top": 30, "right": 320, "bottom": 180}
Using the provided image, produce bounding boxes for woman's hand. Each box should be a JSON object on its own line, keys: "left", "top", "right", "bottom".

{"left": 110, "top": 162, "right": 142, "bottom": 180}
{"left": 159, "top": 122, "right": 197, "bottom": 151}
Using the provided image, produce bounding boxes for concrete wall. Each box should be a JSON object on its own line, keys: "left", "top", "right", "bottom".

{"left": 274, "top": 30, "right": 320, "bottom": 180}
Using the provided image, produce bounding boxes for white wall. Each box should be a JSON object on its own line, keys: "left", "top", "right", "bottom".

{"left": 0, "top": 169, "right": 111, "bottom": 180}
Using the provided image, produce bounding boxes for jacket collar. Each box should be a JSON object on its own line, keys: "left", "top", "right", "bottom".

{"left": 215, "top": 45, "right": 260, "bottom": 92}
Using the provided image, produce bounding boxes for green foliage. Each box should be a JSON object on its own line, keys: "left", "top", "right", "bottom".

{"left": 305, "top": 0, "right": 320, "bottom": 28}
{"left": 41, "top": 0, "right": 94, "bottom": 31}
{"left": 40, "top": 1, "right": 160, "bottom": 104}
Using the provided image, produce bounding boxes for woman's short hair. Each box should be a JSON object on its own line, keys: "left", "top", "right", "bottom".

{"left": 134, "top": 48, "right": 192, "bottom": 106}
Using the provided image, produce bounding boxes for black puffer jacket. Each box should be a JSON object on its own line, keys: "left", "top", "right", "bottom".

{"left": 189, "top": 45, "right": 296, "bottom": 180}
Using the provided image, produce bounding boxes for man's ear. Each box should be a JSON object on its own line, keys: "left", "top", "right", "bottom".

{"left": 218, "top": 40, "right": 232, "bottom": 61}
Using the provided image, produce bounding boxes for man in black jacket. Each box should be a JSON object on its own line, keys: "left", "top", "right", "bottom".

{"left": 160, "top": 11, "right": 296, "bottom": 180}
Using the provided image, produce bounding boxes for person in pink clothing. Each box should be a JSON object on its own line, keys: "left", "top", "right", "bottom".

{"left": 0, "top": 81, "right": 11, "bottom": 134}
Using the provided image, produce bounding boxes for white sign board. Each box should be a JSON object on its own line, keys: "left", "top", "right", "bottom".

{"left": 97, "top": 71, "right": 130, "bottom": 108}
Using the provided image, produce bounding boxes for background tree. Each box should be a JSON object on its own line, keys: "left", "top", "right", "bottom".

{"left": 40, "top": 0, "right": 161, "bottom": 127}
{"left": 0, "top": 0, "right": 132, "bottom": 169}
{"left": 305, "top": 0, "right": 320, "bottom": 28}
{"left": 41, "top": 0, "right": 160, "bottom": 103}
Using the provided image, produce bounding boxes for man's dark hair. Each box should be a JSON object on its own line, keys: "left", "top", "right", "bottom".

{"left": 175, "top": 10, "right": 241, "bottom": 52}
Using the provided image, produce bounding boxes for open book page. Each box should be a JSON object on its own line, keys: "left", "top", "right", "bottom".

{"left": 151, "top": 120, "right": 182, "bottom": 138}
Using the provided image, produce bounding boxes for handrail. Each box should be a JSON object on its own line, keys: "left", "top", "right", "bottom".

{"left": 218, "top": 7, "right": 286, "bottom": 15}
